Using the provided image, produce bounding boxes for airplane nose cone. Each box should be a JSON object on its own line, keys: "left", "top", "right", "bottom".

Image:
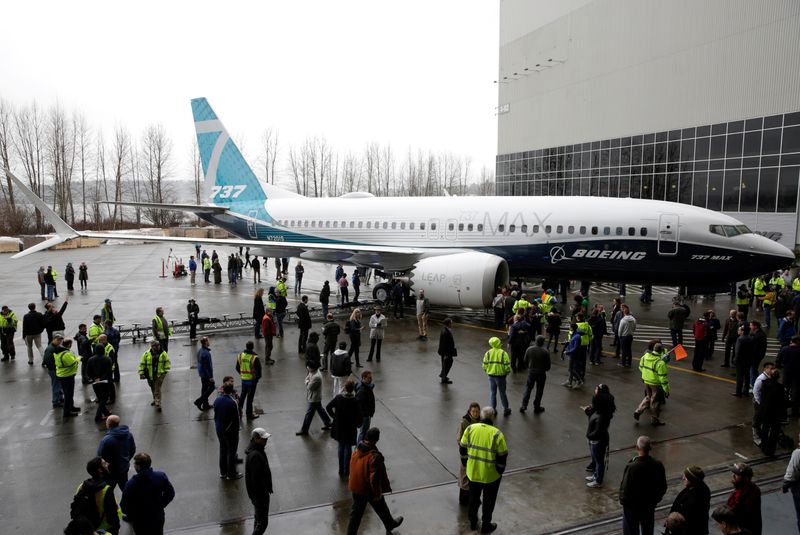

{"left": 755, "top": 234, "right": 795, "bottom": 262}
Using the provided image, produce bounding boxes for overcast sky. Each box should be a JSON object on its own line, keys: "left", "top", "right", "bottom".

{"left": 0, "top": 1, "right": 499, "bottom": 187}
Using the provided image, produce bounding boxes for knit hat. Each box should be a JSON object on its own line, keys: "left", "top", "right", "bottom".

{"left": 683, "top": 465, "right": 704, "bottom": 484}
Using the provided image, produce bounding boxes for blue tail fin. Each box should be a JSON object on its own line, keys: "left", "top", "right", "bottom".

{"left": 191, "top": 98, "right": 272, "bottom": 219}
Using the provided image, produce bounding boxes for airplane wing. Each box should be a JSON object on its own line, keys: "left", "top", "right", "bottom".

{"left": 6, "top": 170, "right": 458, "bottom": 271}
{"left": 98, "top": 201, "right": 228, "bottom": 214}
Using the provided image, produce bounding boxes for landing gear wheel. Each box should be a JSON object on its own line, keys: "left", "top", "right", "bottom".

{"left": 373, "top": 283, "right": 391, "bottom": 304}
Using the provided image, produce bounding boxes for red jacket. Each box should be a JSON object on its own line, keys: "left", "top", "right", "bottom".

{"left": 261, "top": 314, "right": 276, "bottom": 338}
{"left": 348, "top": 443, "right": 392, "bottom": 499}
{"left": 726, "top": 480, "right": 762, "bottom": 535}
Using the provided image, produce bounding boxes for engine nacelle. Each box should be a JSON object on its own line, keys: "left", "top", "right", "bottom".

{"left": 409, "top": 252, "right": 509, "bottom": 308}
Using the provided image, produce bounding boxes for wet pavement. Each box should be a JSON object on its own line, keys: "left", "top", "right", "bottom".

{"left": 0, "top": 242, "right": 797, "bottom": 534}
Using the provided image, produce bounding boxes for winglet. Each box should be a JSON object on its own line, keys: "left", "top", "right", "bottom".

{"left": 6, "top": 170, "right": 81, "bottom": 258}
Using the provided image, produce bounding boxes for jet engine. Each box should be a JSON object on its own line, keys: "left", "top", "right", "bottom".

{"left": 405, "top": 252, "right": 509, "bottom": 308}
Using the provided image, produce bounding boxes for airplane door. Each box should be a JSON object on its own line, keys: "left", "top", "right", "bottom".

{"left": 445, "top": 219, "right": 458, "bottom": 241}
{"left": 658, "top": 214, "right": 679, "bottom": 255}
{"left": 427, "top": 219, "right": 439, "bottom": 240}
{"left": 247, "top": 210, "right": 258, "bottom": 239}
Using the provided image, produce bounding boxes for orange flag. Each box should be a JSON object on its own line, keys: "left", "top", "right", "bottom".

{"left": 674, "top": 344, "right": 688, "bottom": 360}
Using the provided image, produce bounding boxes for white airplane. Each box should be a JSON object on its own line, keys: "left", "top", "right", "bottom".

{"left": 8, "top": 98, "right": 794, "bottom": 307}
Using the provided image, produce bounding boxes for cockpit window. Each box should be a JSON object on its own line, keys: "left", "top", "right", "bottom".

{"left": 709, "top": 225, "right": 725, "bottom": 237}
{"left": 723, "top": 225, "right": 741, "bottom": 237}
{"left": 735, "top": 225, "right": 751, "bottom": 234}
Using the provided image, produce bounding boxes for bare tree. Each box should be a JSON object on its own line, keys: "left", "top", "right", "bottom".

{"left": 110, "top": 127, "right": 132, "bottom": 228}
{"left": 190, "top": 138, "right": 202, "bottom": 204}
{"left": 0, "top": 98, "right": 15, "bottom": 208}
{"left": 260, "top": 128, "right": 279, "bottom": 184}
{"left": 13, "top": 102, "right": 46, "bottom": 231}
{"left": 140, "top": 123, "right": 173, "bottom": 226}
{"left": 74, "top": 112, "right": 91, "bottom": 226}
{"left": 46, "top": 103, "right": 78, "bottom": 222}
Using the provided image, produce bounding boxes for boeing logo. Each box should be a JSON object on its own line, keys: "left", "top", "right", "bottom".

{"left": 550, "top": 246, "right": 647, "bottom": 264}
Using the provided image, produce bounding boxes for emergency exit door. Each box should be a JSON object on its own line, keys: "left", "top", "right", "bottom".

{"left": 657, "top": 214, "right": 679, "bottom": 255}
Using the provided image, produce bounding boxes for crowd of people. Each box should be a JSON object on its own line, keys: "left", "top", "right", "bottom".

{"left": 3, "top": 254, "right": 800, "bottom": 534}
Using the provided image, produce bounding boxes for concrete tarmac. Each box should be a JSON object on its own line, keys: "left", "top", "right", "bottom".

{"left": 0, "top": 242, "right": 796, "bottom": 534}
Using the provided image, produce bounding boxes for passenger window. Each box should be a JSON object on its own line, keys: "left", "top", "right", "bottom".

{"left": 333, "top": 221, "right": 338, "bottom": 228}
{"left": 616, "top": 227, "right": 623, "bottom": 235}
{"left": 640, "top": 227, "right": 648, "bottom": 236}
{"left": 556, "top": 225, "right": 563, "bottom": 234}
{"left": 325, "top": 221, "right": 331, "bottom": 228}
{"left": 382, "top": 222, "right": 387, "bottom": 229}
{"left": 410, "top": 222, "right": 415, "bottom": 230}
{"left": 591, "top": 226, "right": 598, "bottom": 235}
{"left": 568, "top": 226, "right": 575, "bottom": 234}
{"left": 304, "top": 220, "right": 309, "bottom": 227}
{"left": 509, "top": 224, "right": 515, "bottom": 232}
{"left": 448, "top": 223, "right": 454, "bottom": 231}
{"left": 628, "top": 227, "right": 635, "bottom": 236}
{"left": 357, "top": 221, "right": 362, "bottom": 228}
{"left": 467, "top": 223, "right": 474, "bottom": 231}
{"left": 545, "top": 225, "right": 551, "bottom": 233}
{"left": 521, "top": 224, "right": 527, "bottom": 233}
{"left": 533, "top": 225, "right": 540, "bottom": 233}
{"left": 366, "top": 222, "right": 372, "bottom": 229}
{"left": 477, "top": 224, "right": 484, "bottom": 232}
{"left": 420, "top": 222, "right": 426, "bottom": 230}
{"left": 458, "top": 223, "right": 464, "bottom": 231}
{"left": 400, "top": 222, "right": 405, "bottom": 230}
{"left": 603, "top": 227, "right": 611, "bottom": 235}
{"left": 498, "top": 224, "right": 505, "bottom": 232}
{"left": 580, "top": 226, "right": 586, "bottom": 234}
{"left": 391, "top": 222, "right": 396, "bottom": 230}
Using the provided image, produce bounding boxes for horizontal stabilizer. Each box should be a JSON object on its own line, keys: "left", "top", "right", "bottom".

{"left": 98, "top": 201, "right": 228, "bottom": 214}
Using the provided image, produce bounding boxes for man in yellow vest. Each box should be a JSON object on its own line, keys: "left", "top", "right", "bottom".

{"left": 55, "top": 338, "right": 81, "bottom": 417}
{"left": 459, "top": 406, "right": 509, "bottom": 533}
{"left": 138, "top": 340, "right": 171, "bottom": 411}
{"left": 72, "top": 456, "right": 122, "bottom": 534}
{"left": 634, "top": 342, "right": 670, "bottom": 426}
{"left": 511, "top": 293, "right": 531, "bottom": 318}
{"left": 792, "top": 274, "right": 800, "bottom": 293}
{"left": 236, "top": 340, "right": 262, "bottom": 419}
{"left": 752, "top": 276, "right": 766, "bottom": 311}
{"left": 0, "top": 305, "right": 18, "bottom": 361}
{"left": 735, "top": 284, "right": 752, "bottom": 320}
{"left": 88, "top": 314, "right": 104, "bottom": 346}
{"left": 482, "top": 337, "right": 512, "bottom": 416}
{"left": 152, "top": 307, "right": 172, "bottom": 353}
{"left": 769, "top": 271, "right": 785, "bottom": 290}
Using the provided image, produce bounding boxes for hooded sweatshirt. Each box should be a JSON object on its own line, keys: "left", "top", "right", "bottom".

{"left": 97, "top": 425, "right": 137, "bottom": 477}
{"left": 482, "top": 337, "right": 511, "bottom": 377}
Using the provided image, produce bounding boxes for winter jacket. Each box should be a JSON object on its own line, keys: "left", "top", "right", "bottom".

{"left": 619, "top": 455, "right": 667, "bottom": 509}
{"left": 305, "top": 342, "right": 321, "bottom": 368}
{"left": 668, "top": 305, "right": 690, "bottom": 330}
{"left": 369, "top": 314, "right": 386, "bottom": 339}
{"left": 751, "top": 329, "right": 767, "bottom": 362}
{"left": 319, "top": 284, "right": 331, "bottom": 305}
{"left": 326, "top": 392, "right": 363, "bottom": 446}
{"left": 87, "top": 353, "right": 113, "bottom": 382}
{"left": 196, "top": 346, "right": 213, "bottom": 380}
{"left": 524, "top": 345, "right": 551, "bottom": 374}
{"left": 296, "top": 302, "right": 312, "bottom": 329}
{"left": 323, "top": 321, "right": 341, "bottom": 346}
{"left": 670, "top": 481, "right": 711, "bottom": 535}
{"left": 245, "top": 439, "right": 272, "bottom": 500}
{"left": 355, "top": 380, "right": 376, "bottom": 417}
{"left": 437, "top": 326, "right": 456, "bottom": 357}
{"left": 586, "top": 412, "right": 611, "bottom": 444}
{"left": 97, "top": 425, "right": 136, "bottom": 478}
{"left": 253, "top": 297, "right": 265, "bottom": 322}
{"left": 726, "top": 480, "right": 762, "bottom": 535}
{"left": 74, "top": 477, "right": 121, "bottom": 533}
{"left": 213, "top": 394, "right": 240, "bottom": 435}
{"left": 120, "top": 468, "right": 175, "bottom": 532}
{"left": 348, "top": 442, "right": 392, "bottom": 499}
{"left": 44, "top": 301, "right": 68, "bottom": 333}
{"left": 330, "top": 348, "right": 351, "bottom": 377}
{"left": 305, "top": 369, "right": 323, "bottom": 402}
{"left": 22, "top": 310, "right": 45, "bottom": 337}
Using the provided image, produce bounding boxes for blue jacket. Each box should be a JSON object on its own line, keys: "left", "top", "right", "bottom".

{"left": 189, "top": 258, "right": 197, "bottom": 272}
{"left": 778, "top": 318, "right": 797, "bottom": 346}
{"left": 97, "top": 425, "right": 136, "bottom": 478}
{"left": 197, "top": 346, "right": 213, "bottom": 380}
{"left": 566, "top": 331, "right": 582, "bottom": 356}
{"left": 120, "top": 468, "right": 175, "bottom": 529}
{"left": 104, "top": 326, "right": 121, "bottom": 351}
{"left": 213, "top": 394, "right": 239, "bottom": 435}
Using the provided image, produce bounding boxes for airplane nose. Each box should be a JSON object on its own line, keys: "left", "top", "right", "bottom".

{"left": 756, "top": 234, "right": 795, "bottom": 261}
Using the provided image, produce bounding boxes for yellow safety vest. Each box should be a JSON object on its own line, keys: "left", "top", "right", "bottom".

{"left": 770, "top": 276, "right": 785, "bottom": 289}
{"left": 138, "top": 350, "right": 170, "bottom": 379}
{"left": 763, "top": 292, "right": 776, "bottom": 306}
{"left": 576, "top": 321, "right": 593, "bottom": 346}
{"left": 88, "top": 323, "right": 104, "bottom": 344}
{"left": 276, "top": 280, "right": 287, "bottom": 297}
{"left": 153, "top": 316, "right": 171, "bottom": 339}
{"left": 238, "top": 352, "right": 257, "bottom": 381}
{"left": 459, "top": 422, "right": 508, "bottom": 484}
{"left": 512, "top": 299, "right": 530, "bottom": 314}
{"left": 74, "top": 482, "right": 122, "bottom": 531}
{"left": 753, "top": 279, "right": 765, "bottom": 296}
{"left": 736, "top": 291, "right": 750, "bottom": 306}
{"left": 54, "top": 350, "right": 80, "bottom": 378}
{"left": 539, "top": 295, "right": 555, "bottom": 315}
{"left": 793, "top": 277, "right": 800, "bottom": 292}
{"left": 0, "top": 311, "right": 17, "bottom": 330}
{"left": 482, "top": 338, "right": 511, "bottom": 377}
{"left": 639, "top": 352, "right": 669, "bottom": 394}
{"left": 103, "top": 343, "right": 116, "bottom": 370}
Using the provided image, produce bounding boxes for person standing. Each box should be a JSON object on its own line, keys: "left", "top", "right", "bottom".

{"left": 634, "top": 342, "right": 670, "bottom": 426}
{"left": 37, "top": 266, "right": 45, "bottom": 300}
{"left": 260, "top": 308, "right": 277, "bottom": 366}
{"left": 320, "top": 281, "right": 331, "bottom": 318}
{"left": 236, "top": 341, "right": 262, "bottom": 419}
{"left": 55, "top": 338, "right": 81, "bottom": 417}
{"left": 43, "top": 334, "right": 64, "bottom": 408}
{"left": 305, "top": 332, "right": 322, "bottom": 370}
{"left": 330, "top": 341, "right": 352, "bottom": 396}
{"left": 722, "top": 309, "right": 739, "bottom": 368}
{"left": 97, "top": 415, "right": 136, "bottom": 492}
{"left": 355, "top": 370, "right": 375, "bottom": 444}
{"left": 750, "top": 320, "right": 768, "bottom": 387}
{"left": 120, "top": 453, "right": 175, "bottom": 535}
{"left": 194, "top": 337, "right": 214, "bottom": 411}
{"left": 339, "top": 272, "right": 350, "bottom": 305}
{"left": 347, "top": 308, "right": 363, "bottom": 368}
{"left": 668, "top": 465, "right": 711, "bottom": 535}
{"left": 667, "top": 299, "right": 690, "bottom": 348}
{"left": 777, "top": 335, "right": 800, "bottom": 417}
{"left": 582, "top": 384, "right": 616, "bottom": 488}
{"left": 95, "top": 335, "right": 117, "bottom": 404}
{"left": 213, "top": 257, "right": 222, "bottom": 284}
{"left": 245, "top": 428, "right": 273, "bottom": 535}
{"left": 352, "top": 270, "right": 361, "bottom": 302}
{"left": 483, "top": 336, "right": 512, "bottom": 416}
{"left": 296, "top": 295, "right": 312, "bottom": 354}
{"left": 104, "top": 320, "right": 121, "bottom": 384}
{"left": 457, "top": 402, "right": 481, "bottom": 505}
{"left": 492, "top": 291, "right": 505, "bottom": 329}
{"left": 44, "top": 266, "right": 56, "bottom": 301}
{"left": 508, "top": 313, "right": 531, "bottom": 373}
{"left": 322, "top": 313, "right": 341, "bottom": 372}
{"left": 138, "top": 341, "right": 170, "bottom": 411}
{"left": 296, "top": 360, "right": 333, "bottom": 435}
{"left": 725, "top": 463, "right": 762, "bottom": 535}
{"left": 691, "top": 312, "right": 711, "bottom": 372}
{"left": 152, "top": 307, "right": 171, "bottom": 353}
{"left": 187, "top": 299, "right": 200, "bottom": 341}
{"left": 0, "top": 305, "right": 18, "bottom": 361}
{"left": 346, "top": 427, "right": 404, "bottom": 535}
{"left": 460, "top": 406, "right": 509, "bottom": 533}
{"left": 70, "top": 457, "right": 121, "bottom": 534}
{"left": 274, "top": 290, "right": 287, "bottom": 338}
{"left": 64, "top": 262, "right": 75, "bottom": 291}
{"left": 736, "top": 284, "right": 751, "bottom": 320}
{"left": 415, "top": 289, "right": 430, "bottom": 340}
{"left": 366, "top": 307, "right": 387, "bottom": 362}
{"left": 294, "top": 261, "right": 304, "bottom": 294}
{"left": 783, "top": 432, "right": 800, "bottom": 534}
{"left": 437, "top": 317, "right": 457, "bottom": 384}
{"left": 617, "top": 305, "right": 636, "bottom": 368}
{"left": 44, "top": 300, "right": 67, "bottom": 343}
{"left": 250, "top": 256, "right": 260, "bottom": 283}
{"left": 733, "top": 326, "right": 755, "bottom": 397}
{"left": 203, "top": 255, "right": 212, "bottom": 283}
{"left": 619, "top": 435, "right": 668, "bottom": 535}
{"left": 22, "top": 302, "right": 45, "bottom": 366}
{"left": 78, "top": 262, "right": 88, "bottom": 290}
{"left": 188, "top": 255, "right": 197, "bottom": 285}
{"left": 214, "top": 382, "right": 243, "bottom": 480}
{"left": 87, "top": 336, "right": 114, "bottom": 422}
{"left": 77, "top": 322, "right": 94, "bottom": 384}
{"left": 326, "top": 379, "right": 363, "bottom": 477}
{"left": 520, "top": 335, "right": 550, "bottom": 413}
{"left": 756, "top": 365, "right": 786, "bottom": 456}
{"left": 101, "top": 299, "right": 115, "bottom": 325}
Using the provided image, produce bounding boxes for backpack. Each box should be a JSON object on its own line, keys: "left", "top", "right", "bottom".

{"left": 70, "top": 481, "right": 100, "bottom": 526}
{"left": 331, "top": 353, "right": 351, "bottom": 376}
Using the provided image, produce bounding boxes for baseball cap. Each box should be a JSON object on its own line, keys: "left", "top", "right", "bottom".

{"left": 252, "top": 428, "right": 271, "bottom": 440}
{"left": 731, "top": 462, "right": 752, "bottom": 478}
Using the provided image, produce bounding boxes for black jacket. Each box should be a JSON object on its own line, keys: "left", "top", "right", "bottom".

{"left": 619, "top": 455, "right": 667, "bottom": 509}
{"left": 437, "top": 327, "right": 456, "bottom": 357}
{"left": 87, "top": 353, "right": 113, "bottom": 382}
{"left": 245, "top": 439, "right": 272, "bottom": 499}
{"left": 735, "top": 335, "right": 755, "bottom": 367}
{"left": 253, "top": 297, "right": 265, "bottom": 321}
{"left": 75, "top": 332, "right": 93, "bottom": 359}
{"left": 120, "top": 468, "right": 175, "bottom": 530}
{"left": 586, "top": 412, "right": 611, "bottom": 444}
{"left": 22, "top": 310, "right": 45, "bottom": 337}
{"left": 751, "top": 329, "right": 767, "bottom": 362}
{"left": 525, "top": 345, "right": 551, "bottom": 374}
{"left": 758, "top": 377, "right": 787, "bottom": 424}
{"left": 356, "top": 381, "right": 376, "bottom": 417}
{"left": 305, "top": 342, "right": 321, "bottom": 368}
{"left": 670, "top": 481, "right": 711, "bottom": 535}
{"left": 297, "top": 302, "right": 312, "bottom": 329}
{"left": 326, "top": 393, "right": 363, "bottom": 446}
{"left": 44, "top": 302, "right": 68, "bottom": 333}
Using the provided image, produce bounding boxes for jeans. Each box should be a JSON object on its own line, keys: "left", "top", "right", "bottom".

{"left": 275, "top": 313, "right": 285, "bottom": 337}
{"left": 337, "top": 441, "right": 353, "bottom": 475}
{"left": 358, "top": 416, "right": 371, "bottom": 444}
{"left": 669, "top": 328, "right": 683, "bottom": 348}
{"left": 240, "top": 381, "right": 257, "bottom": 417}
{"left": 764, "top": 304, "right": 772, "bottom": 330}
{"left": 367, "top": 338, "right": 382, "bottom": 361}
{"left": 620, "top": 335, "right": 634, "bottom": 366}
{"left": 301, "top": 401, "right": 331, "bottom": 432}
{"left": 217, "top": 431, "right": 239, "bottom": 477}
{"left": 488, "top": 375, "right": 509, "bottom": 411}
{"left": 622, "top": 505, "right": 655, "bottom": 535}
{"left": 590, "top": 335, "right": 603, "bottom": 364}
{"left": 348, "top": 338, "right": 361, "bottom": 367}
{"left": 295, "top": 277, "right": 302, "bottom": 294}
{"left": 468, "top": 478, "right": 501, "bottom": 528}
{"left": 347, "top": 494, "right": 397, "bottom": 535}
{"left": 521, "top": 372, "right": 546, "bottom": 409}
{"left": 196, "top": 377, "right": 215, "bottom": 409}
{"left": 46, "top": 284, "right": 55, "bottom": 301}
{"left": 60, "top": 375, "right": 75, "bottom": 414}
{"left": 791, "top": 487, "right": 800, "bottom": 535}
{"left": 589, "top": 441, "right": 607, "bottom": 484}
{"left": 251, "top": 495, "right": 270, "bottom": 535}
{"left": 24, "top": 334, "right": 42, "bottom": 363}
{"left": 48, "top": 368, "right": 64, "bottom": 406}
